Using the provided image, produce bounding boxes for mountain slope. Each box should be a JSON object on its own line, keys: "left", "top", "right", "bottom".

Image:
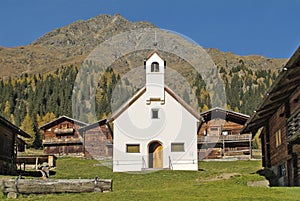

{"left": 0, "top": 14, "right": 287, "bottom": 79}
{"left": 0, "top": 14, "right": 155, "bottom": 78}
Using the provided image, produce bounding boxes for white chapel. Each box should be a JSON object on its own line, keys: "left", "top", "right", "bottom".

{"left": 109, "top": 51, "right": 202, "bottom": 172}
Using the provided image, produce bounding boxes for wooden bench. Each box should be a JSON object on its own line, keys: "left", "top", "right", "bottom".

{"left": 16, "top": 155, "right": 57, "bottom": 171}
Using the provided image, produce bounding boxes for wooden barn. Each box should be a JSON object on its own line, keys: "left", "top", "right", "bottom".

{"left": 242, "top": 46, "right": 300, "bottom": 186}
{"left": 78, "top": 119, "right": 113, "bottom": 160}
{"left": 198, "top": 107, "right": 251, "bottom": 160}
{"left": 40, "top": 116, "right": 88, "bottom": 156}
{"left": 0, "top": 115, "right": 30, "bottom": 175}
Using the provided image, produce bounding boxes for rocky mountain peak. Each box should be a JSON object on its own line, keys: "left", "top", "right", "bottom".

{"left": 0, "top": 14, "right": 286, "bottom": 78}
{"left": 31, "top": 14, "right": 155, "bottom": 56}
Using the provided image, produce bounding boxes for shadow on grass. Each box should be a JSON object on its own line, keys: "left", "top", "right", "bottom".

{"left": 16, "top": 170, "right": 56, "bottom": 178}
{"left": 256, "top": 168, "right": 276, "bottom": 186}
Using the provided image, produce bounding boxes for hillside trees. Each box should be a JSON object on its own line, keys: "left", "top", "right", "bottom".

{"left": 20, "top": 114, "right": 35, "bottom": 147}
{"left": 0, "top": 61, "right": 278, "bottom": 148}
{"left": 0, "top": 65, "right": 78, "bottom": 148}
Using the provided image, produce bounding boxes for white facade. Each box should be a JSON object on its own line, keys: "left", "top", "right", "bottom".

{"left": 111, "top": 52, "right": 200, "bottom": 172}
{"left": 145, "top": 52, "right": 165, "bottom": 103}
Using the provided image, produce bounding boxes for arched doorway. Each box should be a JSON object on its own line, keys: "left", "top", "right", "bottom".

{"left": 148, "top": 141, "right": 163, "bottom": 168}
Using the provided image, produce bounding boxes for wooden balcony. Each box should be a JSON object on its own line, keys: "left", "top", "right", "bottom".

{"left": 198, "top": 134, "right": 252, "bottom": 160}
{"left": 198, "top": 134, "right": 252, "bottom": 144}
{"left": 54, "top": 128, "right": 74, "bottom": 135}
{"left": 287, "top": 109, "right": 300, "bottom": 144}
{"left": 43, "top": 138, "right": 83, "bottom": 145}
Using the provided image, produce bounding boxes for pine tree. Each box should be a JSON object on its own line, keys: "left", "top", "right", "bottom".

{"left": 20, "top": 114, "right": 35, "bottom": 147}
{"left": 3, "top": 100, "right": 11, "bottom": 119}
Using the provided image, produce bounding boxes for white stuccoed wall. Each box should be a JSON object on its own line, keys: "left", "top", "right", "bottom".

{"left": 113, "top": 91, "right": 198, "bottom": 172}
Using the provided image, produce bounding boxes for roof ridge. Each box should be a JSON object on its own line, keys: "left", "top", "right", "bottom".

{"left": 0, "top": 115, "right": 31, "bottom": 138}
{"left": 200, "top": 107, "right": 250, "bottom": 118}
{"left": 39, "top": 115, "right": 88, "bottom": 129}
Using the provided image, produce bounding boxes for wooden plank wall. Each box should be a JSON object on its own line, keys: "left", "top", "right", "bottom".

{"left": 84, "top": 124, "right": 112, "bottom": 159}
{"left": 0, "top": 124, "right": 16, "bottom": 175}
{"left": 43, "top": 120, "right": 84, "bottom": 155}
{"left": 268, "top": 104, "right": 289, "bottom": 167}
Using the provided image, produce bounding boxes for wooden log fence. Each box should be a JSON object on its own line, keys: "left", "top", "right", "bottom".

{"left": 1, "top": 177, "right": 112, "bottom": 198}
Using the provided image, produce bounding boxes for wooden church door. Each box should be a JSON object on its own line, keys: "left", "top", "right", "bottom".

{"left": 149, "top": 141, "right": 163, "bottom": 169}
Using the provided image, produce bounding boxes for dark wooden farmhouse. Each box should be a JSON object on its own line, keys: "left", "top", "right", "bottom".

{"left": 0, "top": 115, "right": 30, "bottom": 175}
{"left": 242, "top": 46, "right": 300, "bottom": 186}
{"left": 78, "top": 119, "right": 113, "bottom": 160}
{"left": 40, "top": 116, "right": 88, "bottom": 156}
{"left": 198, "top": 107, "right": 251, "bottom": 160}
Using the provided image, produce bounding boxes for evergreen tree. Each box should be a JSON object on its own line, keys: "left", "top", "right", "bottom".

{"left": 20, "top": 114, "right": 35, "bottom": 147}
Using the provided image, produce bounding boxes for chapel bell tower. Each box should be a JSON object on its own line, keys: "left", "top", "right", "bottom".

{"left": 144, "top": 51, "right": 166, "bottom": 104}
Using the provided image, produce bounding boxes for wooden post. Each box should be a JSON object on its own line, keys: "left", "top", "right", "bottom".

{"left": 265, "top": 124, "right": 271, "bottom": 168}
{"left": 222, "top": 139, "right": 225, "bottom": 158}
{"left": 48, "top": 156, "right": 53, "bottom": 167}
{"left": 249, "top": 137, "right": 252, "bottom": 160}
{"left": 35, "top": 157, "right": 39, "bottom": 170}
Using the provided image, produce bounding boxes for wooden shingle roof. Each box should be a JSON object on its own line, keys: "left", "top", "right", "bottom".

{"left": 0, "top": 115, "right": 31, "bottom": 138}
{"left": 39, "top": 115, "right": 88, "bottom": 130}
{"left": 241, "top": 46, "right": 300, "bottom": 134}
{"left": 200, "top": 107, "right": 249, "bottom": 125}
{"left": 78, "top": 119, "right": 107, "bottom": 133}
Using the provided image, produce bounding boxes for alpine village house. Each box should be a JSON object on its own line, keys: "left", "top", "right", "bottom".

{"left": 198, "top": 107, "right": 251, "bottom": 160}
{"left": 40, "top": 116, "right": 88, "bottom": 156}
{"left": 0, "top": 115, "right": 30, "bottom": 175}
{"left": 242, "top": 46, "right": 300, "bottom": 186}
{"left": 108, "top": 51, "right": 202, "bottom": 172}
{"left": 40, "top": 115, "right": 113, "bottom": 159}
{"left": 78, "top": 119, "right": 113, "bottom": 159}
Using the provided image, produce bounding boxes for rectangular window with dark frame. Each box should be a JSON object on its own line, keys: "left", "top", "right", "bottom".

{"left": 278, "top": 163, "right": 286, "bottom": 177}
{"left": 210, "top": 127, "right": 218, "bottom": 131}
{"left": 171, "top": 143, "right": 185, "bottom": 152}
{"left": 126, "top": 144, "right": 140, "bottom": 153}
{"left": 152, "top": 109, "right": 159, "bottom": 119}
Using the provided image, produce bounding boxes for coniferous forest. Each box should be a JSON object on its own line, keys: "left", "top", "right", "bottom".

{"left": 0, "top": 61, "right": 277, "bottom": 148}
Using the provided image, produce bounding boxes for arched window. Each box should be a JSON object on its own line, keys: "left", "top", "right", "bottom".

{"left": 151, "top": 62, "right": 159, "bottom": 72}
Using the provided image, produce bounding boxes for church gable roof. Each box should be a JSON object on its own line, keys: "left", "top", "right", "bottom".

{"left": 164, "top": 86, "right": 202, "bottom": 120}
{"left": 145, "top": 50, "right": 164, "bottom": 60}
{"left": 108, "top": 87, "right": 146, "bottom": 122}
{"left": 108, "top": 86, "right": 202, "bottom": 122}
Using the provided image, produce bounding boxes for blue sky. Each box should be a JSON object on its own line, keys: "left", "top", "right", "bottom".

{"left": 0, "top": 0, "right": 299, "bottom": 58}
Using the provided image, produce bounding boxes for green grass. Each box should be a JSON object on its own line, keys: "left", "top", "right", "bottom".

{"left": 1, "top": 158, "right": 300, "bottom": 200}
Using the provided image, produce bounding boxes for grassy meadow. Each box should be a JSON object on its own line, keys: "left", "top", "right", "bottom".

{"left": 1, "top": 158, "right": 300, "bottom": 200}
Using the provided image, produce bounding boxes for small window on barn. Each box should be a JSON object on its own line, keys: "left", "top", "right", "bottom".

{"left": 275, "top": 129, "right": 282, "bottom": 147}
{"left": 126, "top": 144, "right": 140, "bottom": 153}
{"left": 210, "top": 127, "right": 218, "bottom": 131}
{"left": 152, "top": 109, "right": 159, "bottom": 119}
{"left": 151, "top": 62, "right": 159, "bottom": 72}
{"left": 171, "top": 143, "right": 185, "bottom": 152}
{"left": 278, "top": 163, "right": 286, "bottom": 177}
